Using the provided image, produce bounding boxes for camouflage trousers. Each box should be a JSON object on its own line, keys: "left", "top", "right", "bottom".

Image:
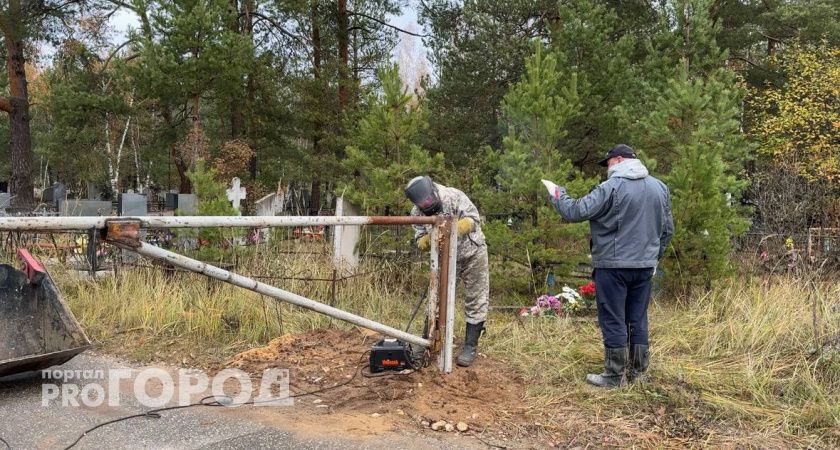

{"left": 457, "top": 245, "right": 489, "bottom": 324}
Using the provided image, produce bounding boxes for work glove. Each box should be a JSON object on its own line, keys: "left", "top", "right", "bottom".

{"left": 416, "top": 234, "right": 431, "bottom": 251}
{"left": 457, "top": 218, "right": 474, "bottom": 237}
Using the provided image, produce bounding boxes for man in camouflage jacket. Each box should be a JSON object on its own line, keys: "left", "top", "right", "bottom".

{"left": 406, "top": 176, "right": 489, "bottom": 367}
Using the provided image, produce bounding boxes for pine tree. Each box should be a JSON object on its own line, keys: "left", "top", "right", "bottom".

{"left": 546, "top": 0, "right": 657, "bottom": 168}
{"left": 41, "top": 42, "right": 135, "bottom": 193}
{"left": 182, "top": 160, "right": 240, "bottom": 261}
{"left": 477, "top": 43, "right": 597, "bottom": 290}
{"left": 633, "top": 0, "right": 751, "bottom": 289}
{"left": 420, "top": 0, "right": 559, "bottom": 167}
{"left": 340, "top": 64, "right": 443, "bottom": 214}
{"left": 128, "top": 0, "right": 251, "bottom": 192}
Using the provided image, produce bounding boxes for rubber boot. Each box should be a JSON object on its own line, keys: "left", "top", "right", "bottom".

{"left": 457, "top": 321, "right": 484, "bottom": 367}
{"left": 585, "top": 346, "right": 628, "bottom": 388}
{"left": 628, "top": 344, "right": 649, "bottom": 383}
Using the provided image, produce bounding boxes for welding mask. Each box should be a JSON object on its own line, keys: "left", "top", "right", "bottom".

{"left": 405, "top": 176, "right": 442, "bottom": 216}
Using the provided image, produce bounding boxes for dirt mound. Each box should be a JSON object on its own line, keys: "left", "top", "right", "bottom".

{"left": 227, "top": 328, "right": 531, "bottom": 431}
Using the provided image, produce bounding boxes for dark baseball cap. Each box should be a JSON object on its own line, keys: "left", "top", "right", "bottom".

{"left": 597, "top": 144, "right": 638, "bottom": 167}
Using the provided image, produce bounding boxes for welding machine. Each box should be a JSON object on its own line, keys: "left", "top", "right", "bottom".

{"left": 369, "top": 338, "right": 415, "bottom": 373}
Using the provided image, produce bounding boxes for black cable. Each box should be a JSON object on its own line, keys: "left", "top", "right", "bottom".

{"left": 0, "top": 435, "right": 11, "bottom": 450}
{"left": 61, "top": 275, "right": 429, "bottom": 448}
{"left": 404, "top": 285, "right": 429, "bottom": 332}
{"left": 360, "top": 365, "right": 417, "bottom": 378}
{"left": 61, "top": 400, "right": 215, "bottom": 450}
{"left": 62, "top": 352, "right": 372, "bottom": 450}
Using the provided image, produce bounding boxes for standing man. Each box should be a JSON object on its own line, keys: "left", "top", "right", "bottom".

{"left": 405, "top": 176, "right": 489, "bottom": 367}
{"left": 543, "top": 144, "right": 673, "bottom": 388}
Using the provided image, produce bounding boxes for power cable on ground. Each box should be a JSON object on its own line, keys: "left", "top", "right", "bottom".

{"left": 61, "top": 352, "right": 370, "bottom": 450}
{"left": 60, "top": 337, "right": 424, "bottom": 450}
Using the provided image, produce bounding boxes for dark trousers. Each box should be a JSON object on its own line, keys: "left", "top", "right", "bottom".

{"left": 593, "top": 268, "right": 654, "bottom": 348}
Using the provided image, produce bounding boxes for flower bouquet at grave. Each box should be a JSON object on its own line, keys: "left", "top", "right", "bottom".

{"left": 578, "top": 281, "right": 596, "bottom": 309}
{"left": 519, "top": 283, "right": 595, "bottom": 316}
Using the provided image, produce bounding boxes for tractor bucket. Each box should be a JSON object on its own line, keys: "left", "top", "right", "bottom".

{"left": 0, "top": 249, "right": 90, "bottom": 378}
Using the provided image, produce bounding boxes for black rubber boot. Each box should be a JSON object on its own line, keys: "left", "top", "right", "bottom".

{"left": 628, "top": 344, "right": 649, "bottom": 383}
{"left": 585, "top": 346, "right": 628, "bottom": 388}
{"left": 457, "top": 321, "right": 484, "bottom": 367}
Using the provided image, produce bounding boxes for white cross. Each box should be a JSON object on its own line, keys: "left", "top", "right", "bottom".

{"left": 226, "top": 177, "right": 247, "bottom": 212}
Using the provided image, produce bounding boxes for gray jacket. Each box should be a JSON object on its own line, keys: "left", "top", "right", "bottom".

{"left": 550, "top": 159, "right": 674, "bottom": 269}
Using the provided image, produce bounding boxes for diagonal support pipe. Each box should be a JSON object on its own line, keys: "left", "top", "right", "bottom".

{"left": 106, "top": 238, "right": 431, "bottom": 349}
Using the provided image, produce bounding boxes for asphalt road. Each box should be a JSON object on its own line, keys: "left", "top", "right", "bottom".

{"left": 0, "top": 352, "right": 480, "bottom": 450}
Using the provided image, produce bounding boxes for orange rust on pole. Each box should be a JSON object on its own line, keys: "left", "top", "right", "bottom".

{"left": 104, "top": 219, "right": 142, "bottom": 248}
{"left": 435, "top": 216, "right": 453, "bottom": 358}
{"left": 367, "top": 216, "right": 437, "bottom": 225}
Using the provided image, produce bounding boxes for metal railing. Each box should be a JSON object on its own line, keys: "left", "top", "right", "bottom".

{"left": 0, "top": 215, "right": 459, "bottom": 373}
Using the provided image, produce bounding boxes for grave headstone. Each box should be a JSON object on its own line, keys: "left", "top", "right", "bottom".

{"left": 60, "top": 199, "right": 113, "bottom": 216}
{"left": 118, "top": 193, "right": 148, "bottom": 216}
{"left": 86, "top": 182, "right": 102, "bottom": 200}
{"left": 176, "top": 194, "right": 197, "bottom": 215}
{"left": 55, "top": 183, "right": 67, "bottom": 206}
{"left": 254, "top": 192, "right": 284, "bottom": 242}
{"left": 42, "top": 186, "right": 55, "bottom": 203}
{"left": 165, "top": 192, "right": 178, "bottom": 211}
{"left": 42, "top": 182, "right": 66, "bottom": 208}
{"left": 255, "top": 192, "right": 284, "bottom": 217}
{"left": 226, "top": 177, "right": 246, "bottom": 213}
{"left": 0, "top": 193, "right": 10, "bottom": 211}
{"left": 332, "top": 196, "right": 360, "bottom": 273}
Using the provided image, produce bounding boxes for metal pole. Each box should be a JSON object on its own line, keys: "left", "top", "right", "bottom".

{"left": 0, "top": 215, "right": 438, "bottom": 231}
{"left": 112, "top": 240, "right": 431, "bottom": 348}
{"left": 87, "top": 228, "right": 98, "bottom": 276}
{"left": 443, "top": 219, "right": 457, "bottom": 373}
{"left": 427, "top": 224, "right": 440, "bottom": 354}
{"left": 435, "top": 217, "right": 457, "bottom": 373}
{"left": 330, "top": 269, "right": 337, "bottom": 307}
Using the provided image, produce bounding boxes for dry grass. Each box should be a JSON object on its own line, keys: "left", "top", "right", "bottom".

{"left": 43, "top": 242, "right": 839, "bottom": 448}
{"left": 54, "top": 240, "right": 430, "bottom": 363}
{"left": 486, "top": 277, "right": 840, "bottom": 447}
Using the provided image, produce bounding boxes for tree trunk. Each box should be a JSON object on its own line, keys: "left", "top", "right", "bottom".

{"left": 352, "top": 27, "right": 360, "bottom": 104}
{"left": 229, "top": 0, "right": 245, "bottom": 139}
{"left": 230, "top": 103, "right": 244, "bottom": 140}
{"left": 337, "top": 0, "right": 349, "bottom": 110}
{"left": 309, "top": 180, "right": 321, "bottom": 216}
{"left": 162, "top": 108, "right": 191, "bottom": 193}
{"left": 312, "top": 0, "right": 321, "bottom": 79}
{"left": 190, "top": 93, "right": 201, "bottom": 134}
{"left": 244, "top": 0, "right": 257, "bottom": 179}
{"left": 309, "top": 0, "right": 322, "bottom": 216}
{"left": 130, "top": 3, "right": 190, "bottom": 193}
{"left": 3, "top": 37, "right": 34, "bottom": 208}
{"left": 176, "top": 160, "right": 191, "bottom": 193}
